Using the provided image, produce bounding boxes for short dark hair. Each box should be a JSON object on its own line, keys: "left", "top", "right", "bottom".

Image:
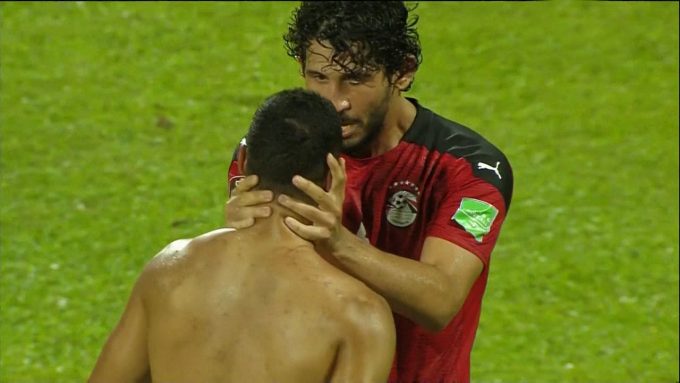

{"left": 284, "top": 1, "right": 422, "bottom": 90}
{"left": 245, "top": 89, "right": 342, "bottom": 201}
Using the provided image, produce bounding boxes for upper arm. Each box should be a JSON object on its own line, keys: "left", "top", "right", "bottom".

{"left": 421, "top": 184, "right": 506, "bottom": 314}
{"left": 419, "top": 154, "right": 512, "bottom": 319}
{"left": 89, "top": 281, "right": 150, "bottom": 383}
{"left": 331, "top": 295, "right": 396, "bottom": 382}
{"left": 89, "top": 239, "right": 190, "bottom": 383}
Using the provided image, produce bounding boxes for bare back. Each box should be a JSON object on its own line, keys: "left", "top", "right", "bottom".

{"left": 140, "top": 228, "right": 394, "bottom": 382}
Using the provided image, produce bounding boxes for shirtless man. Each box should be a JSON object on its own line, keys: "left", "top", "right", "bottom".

{"left": 89, "top": 89, "right": 396, "bottom": 383}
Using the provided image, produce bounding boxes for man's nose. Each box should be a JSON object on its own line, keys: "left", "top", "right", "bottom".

{"left": 327, "top": 87, "right": 350, "bottom": 113}
{"left": 332, "top": 97, "right": 350, "bottom": 113}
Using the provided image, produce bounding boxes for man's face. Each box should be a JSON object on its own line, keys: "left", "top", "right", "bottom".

{"left": 303, "top": 40, "right": 393, "bottom": 154}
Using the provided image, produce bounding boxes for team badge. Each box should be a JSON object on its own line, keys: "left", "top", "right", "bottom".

{"left": 385, "top": 180, "right": 420, "bottom": 227}
{"left": 451, "top": 198, "right": 498, "bottom": 242}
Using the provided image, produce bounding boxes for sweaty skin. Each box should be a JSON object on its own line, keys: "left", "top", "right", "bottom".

{"left": 90, "top": 206, "right": 395, "bottom": 383}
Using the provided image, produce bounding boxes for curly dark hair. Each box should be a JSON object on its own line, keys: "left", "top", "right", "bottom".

{"left": 284, "top": 1, "right": 422, "bottom": 90}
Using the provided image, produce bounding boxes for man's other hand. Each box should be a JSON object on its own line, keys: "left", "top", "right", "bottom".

{"left": 278, "top": 154, "right": 346, "bottom": 249}
{"left": 224, "top": 175, "right": 273, "bottom": 229}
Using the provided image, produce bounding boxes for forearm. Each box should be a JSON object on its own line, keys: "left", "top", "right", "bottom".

{"left": 330, "top": 228, "right": 457, "bottom": 331}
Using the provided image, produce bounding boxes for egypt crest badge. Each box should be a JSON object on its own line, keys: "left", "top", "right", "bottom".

{"left": 385, "top": 180, "right": 420, "bottom": 227}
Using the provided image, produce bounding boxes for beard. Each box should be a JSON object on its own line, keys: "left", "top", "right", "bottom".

{"left": 341, "top": 89, "right": 391, "bottom": 158}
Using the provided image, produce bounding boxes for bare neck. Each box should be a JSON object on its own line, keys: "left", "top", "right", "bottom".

{"left": 240, "top": 202, "right": 315, "bottom": 251}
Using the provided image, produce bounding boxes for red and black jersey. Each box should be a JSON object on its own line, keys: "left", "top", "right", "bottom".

{"left": 228, "top": 99, "right": 513, "bottom": 383}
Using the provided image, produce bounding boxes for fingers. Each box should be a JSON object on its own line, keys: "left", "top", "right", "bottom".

{"left": 225, "top": 178, "right": 273, "bottom": 229}
{"left": 289, "top": 154, "right": 345, "bottom": 214}
{"left": 327, "top": 154, "right": 345, "bottom": 182}
{"left": 231, "top": 175, "right": 273, "bottom": 206}
{"left": 327, "top": 154, "right": 346, "bottom": 198}
{"left": 284, "top": 217, "right": 331, "bottom": 241}
{"left": 243, "top": 205, "right": 272, "bottom": 218}
{"left": 234, "top": 175, "right": 259, "bottom": 194}
{"left": 234, "top": 190, "right": 274, "bottom": 207}
{"left": 225, "top": 206, "right": 272, "bottom": 228}
{"left": 230, "top": 217, "right": 255, "bottom": 230}
{"left": 278, "top": 194, "right": 335, "bottom": 227}
{"left": 292, "top": 175, "right": 334, "bottom": 210}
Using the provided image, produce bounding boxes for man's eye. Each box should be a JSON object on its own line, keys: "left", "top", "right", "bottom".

{"left": 346, "top": 77, "right": 362, "bottom": 85}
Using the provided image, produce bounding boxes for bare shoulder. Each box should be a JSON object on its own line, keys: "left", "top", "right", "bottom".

{"left": 144, "top": 238, "right": 191, "bottom": 273}
{"left": 330, "top": 277, "right": 394, "bottom": 340}
{"left": 146, "top": 228, "right": 236, "bottom": 271}
{"left": 330, "top": 277, "right": 396, "bottom": 381}
{"left": 154, "top": 238, "right": 191, "bottom": 261}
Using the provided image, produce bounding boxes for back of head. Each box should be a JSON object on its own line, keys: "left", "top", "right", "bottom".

{"left": 245, "top": 89, "right": 342, "bottom": 201}
{"left": 284, "top": 1, "right": 422, "bottom": 89}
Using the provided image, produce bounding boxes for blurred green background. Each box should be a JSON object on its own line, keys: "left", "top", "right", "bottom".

{"left": 1, "top": 2, "right": 678, "bottom": 382}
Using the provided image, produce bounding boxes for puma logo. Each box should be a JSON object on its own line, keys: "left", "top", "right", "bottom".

{"left": 477, "top": 161, "right": 502, "bottom": 179}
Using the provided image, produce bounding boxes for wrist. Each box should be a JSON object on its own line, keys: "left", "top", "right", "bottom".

{"left": 328, "top": 226, "right": 359, "bottom": 262}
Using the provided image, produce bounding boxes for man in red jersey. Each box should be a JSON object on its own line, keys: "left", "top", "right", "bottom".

{"left": 226, "top": 2, "right": 513, "bottom": 382}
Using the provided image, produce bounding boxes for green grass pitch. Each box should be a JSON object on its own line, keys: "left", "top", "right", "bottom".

{"left": 1, "top": 2, "right": 677, "bottom": 382}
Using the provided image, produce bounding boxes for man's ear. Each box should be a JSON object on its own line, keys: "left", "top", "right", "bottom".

{"left": 237, "top": 144, "right": 248, "bottom": 175}
{"left": 393, "top": 55, "right": 418, "bottom": 92}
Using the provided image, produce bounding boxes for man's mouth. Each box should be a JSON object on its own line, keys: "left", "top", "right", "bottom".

{"left": 341, "top": 124, "right": 354, "bottom": 138}
{"left": 341, "top": 122, "right": 358, "bottom": 138}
